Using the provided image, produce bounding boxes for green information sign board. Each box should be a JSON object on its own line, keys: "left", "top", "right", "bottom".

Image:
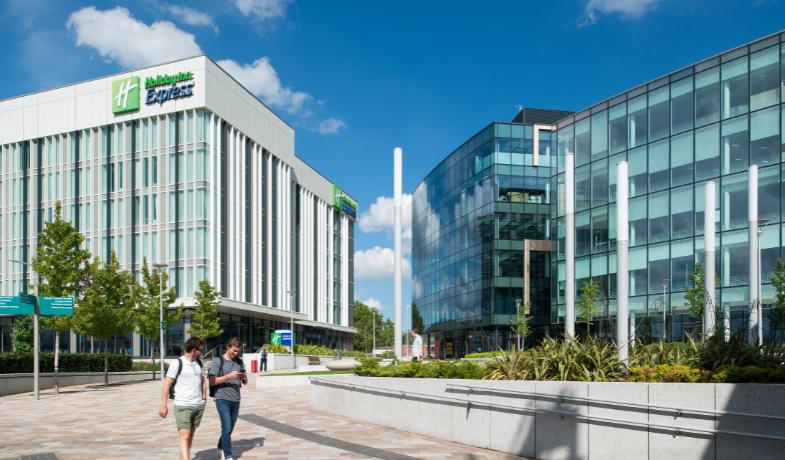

{"left": 0, "top": 296, "right": 35, "bottom": 315}
{"left": 39, "top": 297, "right": 74, "bottom": 316}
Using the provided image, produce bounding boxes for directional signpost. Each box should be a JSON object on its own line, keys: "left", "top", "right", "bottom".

{"left": 1, "top": 294, "right": 74, "bottom": 400}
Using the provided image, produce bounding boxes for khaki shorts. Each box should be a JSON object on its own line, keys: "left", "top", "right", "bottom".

{"left": 174, "top": 404, "right": 205, "bottom": 430}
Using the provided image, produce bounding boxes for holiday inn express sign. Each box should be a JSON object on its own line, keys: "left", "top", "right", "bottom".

{"left": 112, "top": 71, "right": 194, "bottom": 114}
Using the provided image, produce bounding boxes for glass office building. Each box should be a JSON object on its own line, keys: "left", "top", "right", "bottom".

{"left": 414, "top": 31, "right": 785, "bottom": 355}
{"left": 552, "top": 31, "right": 785, "bottom": 341}
{"left": 412, "top": 109, "right": 571, "bottom": 358}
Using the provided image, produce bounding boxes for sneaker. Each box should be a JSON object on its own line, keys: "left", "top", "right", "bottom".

{"left": 220, "top": 451, "right": 225, "bottom": 460}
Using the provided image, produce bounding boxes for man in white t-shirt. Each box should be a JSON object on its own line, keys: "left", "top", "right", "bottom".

{"left": 159, "top": 336, "right": 206, "bottom": 460}
{"left": 411, "top": 330, "right": 423, "bottom": 361}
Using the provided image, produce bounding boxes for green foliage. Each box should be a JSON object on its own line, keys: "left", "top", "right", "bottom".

{"left": 132, "top": 361, "right": 170, "bottom": 372}
{"left": 511, "top": 302, "right": 532, "bottom": 345}
{"left": 336, "top": 350, "right": 368, "bottom": 359}
{"left": 33, "top": 201, "right": 91, "bottom": 334}
{"left": 133, "top": 259, "right": 181, "bottom": 355}
{"left": 578, "top": 280, "right": 600, "bottom": 335}
{"left": 265, "top": 343, "right": 289, "bottom": 353}
{"left": 354, "top": 358, "right": 485, "bottom": 379}
{"left": 683, "top": 262, "right": 720, "bottom": 318}
{"left": 411, "top": 303, "right": 424, "bottom": 333}
{"left": 629, "top": 340, "right": 701, "bottom": 368}
{"left": 770, "top": 257, "right": 785, "bottom": 330}
{"left": 0, "top": 353, "right": 132, "bottom": 374}
{"left": 74, "top": 253, "right": 136, "bottom": 342}
{"left": 698, "top": 330, "right": 771, "bottom": 371}
{"left": 351, "top": 300, "right": 394, "bottom": 352}
{"left": 10, "top": 316, "right": 34, "bottom": 352}
{"left": 628, "top": 365, "right": 708, "bottom": 383}
{"left": 294, "top": 344, "right": 334, "bottom": 356}
{"left": 710, "top": 365, "right": 785, "bottom": 383}
{"left": 464, "top": 351, "right": 504, "bottom": 358}
{"left": 190, "top": 279, "right": 222, "bottom": 340}
{"left": 484, "top": 337, "right": 625, "bottom": 382}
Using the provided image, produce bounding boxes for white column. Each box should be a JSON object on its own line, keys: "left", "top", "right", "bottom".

{"left": 394, "top": 147, "right": 403, "bottom": 358}
{"left": 748, "top": 165, "right": 759, "bottom": 344}
{"left": 565, "top": 152, "right": 575, "bottom": 338}
{"left": 616, "top": 161, "right": 629, "bottom": 365}
{"left": 704, "top": 181, "right": 716, "bottom": 336}
{"left": 266, "top": 152, "right": 272, "bottom": 307}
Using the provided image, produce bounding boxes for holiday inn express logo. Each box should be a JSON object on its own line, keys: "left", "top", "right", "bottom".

{"left": 112, "top": 76, "right": 140, "bottom": 114}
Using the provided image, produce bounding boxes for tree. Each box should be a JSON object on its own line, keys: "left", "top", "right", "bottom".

{"left": 578, "top": 280, "right": 600, "bottom": 336}
{"left": 74, "top": 253, "right": 136, "bottom": 384}
{"left": 411, "top": 303, "right": 424, "bottom": 333}
{"left": 190, "top": 279, "right": 222, "bottom": 341}
{"left": 32, "top": 201, "right": 91, "bottom": 387}
{"left": 11, "top": 315, "right": 33, "bottom": 352}
{"left": 133, "top": 258, "right": 180, "bottom": 364}
{"left": 684, "top": 262, "right": 720, "bottom": 318}
{"left": 770, "top": 257, "right": 785, "bottom": 332}
{"left": 350, "top": 300, "right": 388, "bottom": 353}
{"left": 511, "top": 302, "right": 532, "bottom": 349}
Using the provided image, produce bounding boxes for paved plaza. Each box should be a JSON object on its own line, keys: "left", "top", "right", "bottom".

{"left": 0, "top": 379, "right": 522, "bottom": 460}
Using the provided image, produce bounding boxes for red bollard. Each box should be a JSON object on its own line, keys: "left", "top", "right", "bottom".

{"left": 251, "top": 359, "right": 258, "bottom": 373}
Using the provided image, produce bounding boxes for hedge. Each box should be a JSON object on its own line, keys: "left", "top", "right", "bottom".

{"left": 0, "top": 353, "right": 133, "bottom": 374}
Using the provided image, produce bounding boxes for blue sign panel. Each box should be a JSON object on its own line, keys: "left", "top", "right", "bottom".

{"left": 39, "top": 297, "right": 74, "bottom": 316}
{"left": 0, "top": 296, "right": 36, "bottom": 315}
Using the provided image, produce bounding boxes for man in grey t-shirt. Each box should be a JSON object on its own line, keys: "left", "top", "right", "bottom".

{"left": 208, "top": 337, "right": 247, "bottom": 460}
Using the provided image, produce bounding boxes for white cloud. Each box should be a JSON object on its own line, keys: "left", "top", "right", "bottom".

{"left": 354, "top": 246, "right": 411, "bottom": 280}
{"left": 362, "top": 297, "right": 384, "bottom": 312}
{"left": 235, "top": 0, "right": 290, "bottom": 20}
{"left": 217, "top": 57, "right": 312, "bottom": 115}
{"left": 579, "top": 0, "right": 660, "bottom": 26}
{"left": 66, "top": 6, "right": 202, "bottom": 69}
{"left": 168, "top": 5, "right": 219, "bottom": 33}
{"left": 316, "top": 117, "right": 347, "bottom": 135}
{"left": 358, "top": 194, "right": 412, "bottom": 252}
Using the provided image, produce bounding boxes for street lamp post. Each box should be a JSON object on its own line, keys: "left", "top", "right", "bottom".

{"left": 11, "top": 259, "right": 39, "bottom": 400}
{"left": 757, "top": 219, "right": 769, "bottom": 347}
{"left": 662, "top": 279, "right": 669, "bottom": 343}
{"left": 287, "top": 290, "right": 295, "bottom": 369}
{"left": 372, "top": 309, "right": 376, "bottom": 354}
{"left": 514, "top": 299, "right": 522, "bottom": 350}
{"left": 153, "top": 262, "right": 168, "bottom": 379}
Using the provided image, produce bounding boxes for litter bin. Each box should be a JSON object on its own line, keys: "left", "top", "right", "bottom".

{"left": 251, "top": 359, "right": 258, "bottom": 373}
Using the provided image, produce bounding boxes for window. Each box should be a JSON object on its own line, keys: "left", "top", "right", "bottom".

{"left": 671, "top": 132, "right": 693, "bottom": 187}
{"left": 591, "top": 110, "right": 608, "bottom": 159}
{"left": 591, "top": 206, "right": 608, "bottom": 253}
{"left": 609, "top": 103, "right": 626, "bottom": 154}
{"left": 575, "top": 118, "right": 590, "bottom": 166}
{"left": 648, "top": 243, "right": 669, "bottom": 295}
{"left": 695, "top": 124, "right": 720, "bottom": 181}
{"left": 607, "top": 153, "right": 625, "bottom": 203}
{"left": 721, "top": 57, "right": 748, "bottom": 119}
{"left": 721, "top": 116, "right": 749, "bottom": 174}
{"left": 629, "top": 195, "right": 647, "bottom": 246}
{"left": 576, "top": 211, "right": 590, "bottom": 256}
{"left": 591, "top": 159, "right": 608, "bottom": 207}
{"left": 670, "top": 239, "right": 694, "bottom": 292}
{"left": 628, "top": 147, "right": 647, "bottom": 197}
{"left": 152, "top": 157, "right": 158, "bottom": 185}
{"left": 630, "top": 246, "right": 647, "bottom": 296}
{"left": 575, "top": 165, "right": 590, "bottom": 211}
{"left": 557, "top": 125, "right": 574, "bottom": 173}
{"left": 648, "top": 139, "right": 669, "bottom": 192}
{"left": 721, "top": 172, "right": 748, "bottom": 231}
{"left": 649, "top": 191, "right": 669, "bottom": 243}
{"left": 695, "top": 67, "right": 720, "bottom": 127}
{"left": 649, "top": 86, "right": 669, "bottom": 141}
{"left": 628, "top": 95, "right": 647, "bottom": 148}
{"left": 721, "top": 230, "right": 748, "bottom": 286}
{"left": 750, "top": 46, "right": 779, "bottom": 111}
{"left": 750, "top": 106, "right": 779, "bottom": 167}
{"left": 758, "top": 166, "right": 780, "bottom": 223}
{"left": 671, "top": 185, "right": 693, "bottom": 239}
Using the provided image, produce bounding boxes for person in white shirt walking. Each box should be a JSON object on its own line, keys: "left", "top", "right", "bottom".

{"left": 159, "top": 336, "right": 207, "bottom": 460}
{"left": 411, "top": 330, "right": 424, "bottom": 361}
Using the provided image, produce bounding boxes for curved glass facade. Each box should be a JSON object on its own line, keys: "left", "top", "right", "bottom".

{"left": 412, "top": 122, "right": 553, "bottom": 357}
{"left": 551, "top": 32, "right": 785, "bottom": 342}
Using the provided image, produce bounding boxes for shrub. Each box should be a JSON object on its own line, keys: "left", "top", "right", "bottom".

{"left": 629, "top": 340, "right": 701, "bottom": 368}
{"left": 711, "top": 365, "right": 785, "bottom": 383}
{"left": 265, "top": 344, "right": 289, "bottom": 354}
{"left": 354, "top": 357, "right": 485, "bottom": 379}
{"left": 294, "top": 344, "right": 334, "bottom": 356}
{"left": 628, "top": 364, "right": 707, "bottom": 383}
{"left": 485, "top": 337, "right": 625, "bottom": 382}
{"left": 132, "top": 361, "right": 170, "bottom": 372}
{"left": 464, "top": 351, "right": 503, "bottom": 359}
{"left": 335, "top": 350, "right": 367, "bottom": 359}
{"left": 0, "top": 353, "right": 133, "bottom": 374}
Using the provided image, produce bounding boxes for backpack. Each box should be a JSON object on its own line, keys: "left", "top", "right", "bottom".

{"left": 169, "top": 357, "right": 203, "bottom": 400}
{"left": 209, "top": 356, "right": 245, "bottom": 398}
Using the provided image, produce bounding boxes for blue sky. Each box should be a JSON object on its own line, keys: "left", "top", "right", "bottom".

{"left": 1, "top": 0, "right": 784, "bottom": 324}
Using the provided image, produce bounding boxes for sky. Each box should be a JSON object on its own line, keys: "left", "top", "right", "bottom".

{"left": 1, "top": 0, "right": 784, "bottom": 325}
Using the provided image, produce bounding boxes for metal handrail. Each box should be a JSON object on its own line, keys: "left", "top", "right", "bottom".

{"left": 444, "top": 383, "right": 785, "bottom": 422}
{"left": 310, "top": 378, "right": 785, "bottom": 442}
